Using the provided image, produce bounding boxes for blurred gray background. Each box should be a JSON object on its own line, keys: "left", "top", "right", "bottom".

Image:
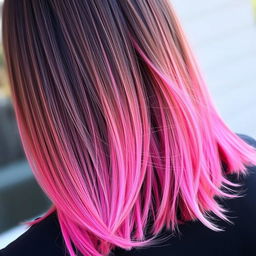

{"left": 0, "top": 0, "right": 256, "bottom": 248}
{"left": 0, "top": 0, "right": 54, "bottom": 247}
{"left": 172, "top": 0, "right": 256, "bottom": 137}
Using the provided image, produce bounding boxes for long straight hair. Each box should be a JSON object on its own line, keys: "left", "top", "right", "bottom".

{"left": 2, "top": 0, "right": 256, "bottom": 255}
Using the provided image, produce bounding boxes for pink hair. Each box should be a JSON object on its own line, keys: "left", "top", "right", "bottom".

{"left": 2, "top": 0, "right": 256, "bottom": 255}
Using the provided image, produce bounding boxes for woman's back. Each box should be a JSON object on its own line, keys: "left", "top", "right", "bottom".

{"left": 2, "top": 0, "right": 256, "bottom": 255}
{"left": 1, "top": 133, "right": 256, "bottom": 256}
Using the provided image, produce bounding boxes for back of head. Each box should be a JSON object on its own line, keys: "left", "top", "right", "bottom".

{"left": 2, "top": 0, "right": 256, "bottom": 255}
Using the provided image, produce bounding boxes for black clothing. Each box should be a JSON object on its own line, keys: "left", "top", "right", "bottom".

{"left": 1, "top": 133, "right": 256, "bottom": 256}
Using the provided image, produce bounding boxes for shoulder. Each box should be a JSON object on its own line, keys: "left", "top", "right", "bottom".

{"left": 233, "top": 133, "right": 256, "bottom": 183}
{"left": 0, "top": 211, "right": 66, "bottom": 256}
{"left": 236, "top": 133, "right": 256, "bottom": 148}
{"left": 222, "top": 133, "right": 256, "bottom": 250}
{"left": 237, "top": 132, "right": 256, "bottom": 196}
{"left": 231, "top": 133, "right": 256, "bottom": 183}
{"left": 228, "top": 133, "right": 256, "bottom": 202}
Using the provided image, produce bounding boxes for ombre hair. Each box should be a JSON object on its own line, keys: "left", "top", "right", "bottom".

{"left": 2, "top": 0, "right": 256, "bottom": 255}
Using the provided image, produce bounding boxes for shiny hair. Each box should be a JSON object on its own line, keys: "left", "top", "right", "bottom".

{"left": 2, "top": 0, "right": 256, "bottom": 255}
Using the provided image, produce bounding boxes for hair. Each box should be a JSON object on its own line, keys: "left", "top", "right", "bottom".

{"left": 2, "top": 0, "right": 256, "bottom": 255}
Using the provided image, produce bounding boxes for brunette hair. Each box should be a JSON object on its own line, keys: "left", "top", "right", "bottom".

{"left": 2, "top": 0, "right": 256, "bottom": 255}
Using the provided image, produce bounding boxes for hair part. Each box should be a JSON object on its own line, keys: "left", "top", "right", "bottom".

{"left": 2, "top": 0, "right": 256, "bottom": 255}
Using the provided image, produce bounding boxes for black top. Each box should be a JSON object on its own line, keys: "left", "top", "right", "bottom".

{"left": 1, "top": 133, "right": 256, "bottom": 256}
